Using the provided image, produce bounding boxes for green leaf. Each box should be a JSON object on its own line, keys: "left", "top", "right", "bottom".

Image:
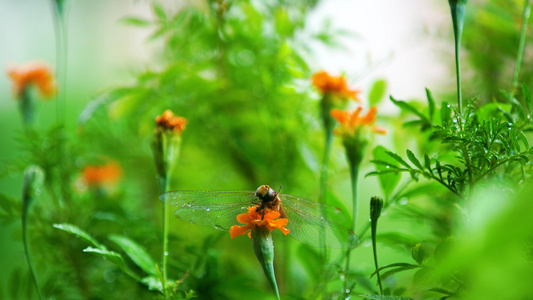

{"left": 141, "top": 276, "right": 163, "bottom": 291}
{"left": 411, "top": 243, "right": 426, "bottom": 265}
{"left": 381, "top": 265, "right": 421, "bottom": 280}
{"left": 440, "top": 101, "right": 451, "bottom": 126}
{"left": 428, "top": 288, "right": 456, "bottom": 296}
{"left": 83, "top": 247, "right": 125, "bottom": 267}
{"left": 406, "top": 150, "right": 424, "bottom": 171}
{"left": 425, "top": 88, "right": 435, "bottom": 121}
{"left": 424, "top": 154, "right": 432, "bottom": 173}
{"left": 522, "top": 84, "right": 532, "bottom": 115}
{"left": 53, "top": 223, "right": 102, "bottom": 248}
{"left": 370, "top": 262, "right": 420, "bottom": 277}
{"left": 360, "top": 294, "right": 413, "bottom": 300}
{"left": 109, "top": 235, "right": 157, "bottom": 276}
{"left": 372, "top": 146, "right": 401, "bottom": 198}
{"left": 390, "top": 96, "right": 429, "bottom": 122}
{"left": 120, "top": 17, "right": 151, "bottom": 27}
{"left": 152, "top": 2, "right": 166, "bottom": 21}
{"left": 369, "top": 79, "right": 387, "bottom": 106}
{"left": 385, "top": 151, "right": 412, "bottom": 169}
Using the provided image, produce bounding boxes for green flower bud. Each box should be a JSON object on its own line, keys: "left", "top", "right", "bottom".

{"left": 251, "top": 226, "right": 280, "bottom": 300}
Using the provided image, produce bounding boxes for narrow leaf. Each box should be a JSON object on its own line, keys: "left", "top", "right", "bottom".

{"left": 369, "top": 79, "right": 387, "bottom": 106}
{"left": 120, "top": 17, "right": 151, "bottom": 27}
{"left": 372, "top": 146, "right": 401, "bottom": 198}
{"left": 390, "top": 96, "right": 429, "bottom": 122}
{"left": 411, "top": 243, "right": 426, "bottom": 265}
{"left": 522, "top": 84, "right": 532, "bottom": 115}
{"left": 425, "top": 88, "right": 435, "bottom": 121}
{"left": 153, "top": 2, "right": 166, "bottom": 21}
{"left": 424, "top": 154, "right": 432, "bottom": 173}
{"left": 109, "top": 235, "right": 157, "bottom": 276}
{"left": 53, "top": 223, "right": 102, "bottom": 248}
{"left": 385, "top": 151, "right": 412, "bottom": 169}
{"left": 440, "top": 101, "right": 451, "bottom": 126}
{"left": 406, "top": 150, "right": 424, "bottom": 171}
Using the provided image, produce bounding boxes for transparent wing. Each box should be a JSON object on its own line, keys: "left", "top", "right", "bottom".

{"left": 280, "top": 194, "right": 359, "bottom": 248}
{"left": 160, "top": 190, "right": 257, "bottom": 231}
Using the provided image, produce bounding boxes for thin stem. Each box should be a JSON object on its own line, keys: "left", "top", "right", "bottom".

{"left": 317, "top": 128, "right": 333, "bottom": 294}
{"left": 22, "top": 206, "right": 42, "bottom": 299}
{"left": 319, "top": 128, "right": 333, "bottom": 237}
{"left": 162, "top": 176, "right": 171, "bottom": 300}
{"left": 350, "top": 164, "right": 359, "bottom": 231}
{"left": 449, "top": 1, "right": 466, "bottom": 115}
{"left": 454, "top": 33, "right": 463, "bottom": 115}
{"left": 50, "top": 0, "right": 68, "bottom": 124}
{"left": 319, "top": 129, "right": 334, "bottom": 207}
{"left": 343, "top": 160, "right": 359, "bottom": 294}
{"left": 371, "top": 228, "right": 383, "bottom": 295}
{"left": 513, "top": 0, "right": 531, "bottom": 92}
{"left": 370, "top": 197, "right": 384, "bottom": 295}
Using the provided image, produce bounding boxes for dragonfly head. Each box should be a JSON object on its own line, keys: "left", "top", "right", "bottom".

{"left": 255, "top": 185, "right": 277, "bottom": 202}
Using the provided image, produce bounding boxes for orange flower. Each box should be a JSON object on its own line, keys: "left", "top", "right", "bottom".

{"left": 6, "top": 62, "right": 56, "bottom": 99}
{"left": 230, "top": 206, "right": 290, "bottom": 239}
{"left": 330, "top": 106, "right": 386, "bottom": 137}
{"left": 82, "top": 162, "right": 122, "bottom": 187}
{"left": 311, "top": 71, "right": 360, "bottom": 101}
{"left": 155, "top": 109, "right": 187, "bottom": 135}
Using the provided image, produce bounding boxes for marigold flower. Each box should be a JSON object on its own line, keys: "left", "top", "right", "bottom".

{"left": 230, "top": 206, "right": 290, "bottom": 239}
{"left": 6, "top": 62, "right": 56, "bottom": 100}
{"left": 155, "top": 109, "right": 187, "bottom": 135}
{"left": 311, "top": 71, "right": 360, "bottom": 101}
{"left": 82, "top": 162, "right": 122, "bottom": 187}
{"left": 330, "top": 106, "right": 386, "bottom": 138}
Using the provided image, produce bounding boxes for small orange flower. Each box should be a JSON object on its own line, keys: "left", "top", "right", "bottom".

{"left": 6, "top": 62, "right": 56, "bottom": 99}
{"left": 155, "top": 109, "right": 187, "bottom": 135}
{"left": 311, "top": 71, "right": 360, "bottom": 101}
{"left": 82, "top": 162, "right": 122, "bottom": 187}
{"left": 330, "top": 106, "right": 387, "bottom": 137}
{"left": 230, "top": 206, "right": 290, "bottom": 239}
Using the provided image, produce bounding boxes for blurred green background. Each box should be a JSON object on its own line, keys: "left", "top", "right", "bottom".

{"left": 1, "top": 0, "right": 532, "bottom": 299}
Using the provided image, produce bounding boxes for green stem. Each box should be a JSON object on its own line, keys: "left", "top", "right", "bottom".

{"left": 50, "top": 0, "right": 67, "bottom": 124}
{"left": 370, "top": 197, "right": 384, "bottom": 295}
{"left": 449, "top": 1, "right": 466, "bottom": 115}
{"left": 319, "top": 128, "right": 333, "bottom": 243}
{"left": 22, "top": 204, "right": 42, "bottom": 299}
{"left": 162, "top": 176, "right": 171, "bottom": 299}
{"left": 513, "top": 0, "right": 531, "bottom": 92}
{"left": 319, "top": 129, "right": 334, "bottom": 207}
{"left": 343, "top": 160, "right": 359, "bottom": 294}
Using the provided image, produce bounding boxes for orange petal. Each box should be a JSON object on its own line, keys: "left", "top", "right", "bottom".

{"left": 263, "top": 209, "right": 281, "bottom": 220}
{"left": 230, "top": 225, "right": 250, "bottom": 239}
{"left": 236, "top": 212, "right": 253, "bottom": 225}
{"left": 279, "top": 227, "right": 290, "bottom": 235}
{"left": 330, "top": 109, "right": 348, "bottom": 124}
{"left": 372, "top": 126, "right": 387, "bottom": 135}
{"left": 267, "top": 218, "right": 288, "bottom": 229}
{"left": 360, "top": 107, "right": 378, "bottom": 125}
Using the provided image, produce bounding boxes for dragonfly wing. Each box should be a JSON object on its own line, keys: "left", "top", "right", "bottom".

{"left": 160, "top": 190, "right": 257, "bottom": 231}
{"left": 281, "top": 194, "right": 359, "bottom": 248}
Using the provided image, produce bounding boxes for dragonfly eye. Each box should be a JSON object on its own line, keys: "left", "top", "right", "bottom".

{"left": 255, "top": 185, "right": 270, "bottom": 198}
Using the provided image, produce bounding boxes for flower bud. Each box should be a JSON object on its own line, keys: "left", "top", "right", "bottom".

{"left": 22, "top": 165, "right": 45, "bottom": 210}
{"left": 251, "top": 226, "right": 280, "bottom": 299}
{"left": 151, "top": 110, "right": 187, "bottom": 191}
{"left": 370, "top": 196, "right": 384, "bottom": 223}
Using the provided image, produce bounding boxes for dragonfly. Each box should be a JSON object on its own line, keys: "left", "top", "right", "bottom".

{"left": 160, "top": 185, "right": 359, "bottom": 248}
